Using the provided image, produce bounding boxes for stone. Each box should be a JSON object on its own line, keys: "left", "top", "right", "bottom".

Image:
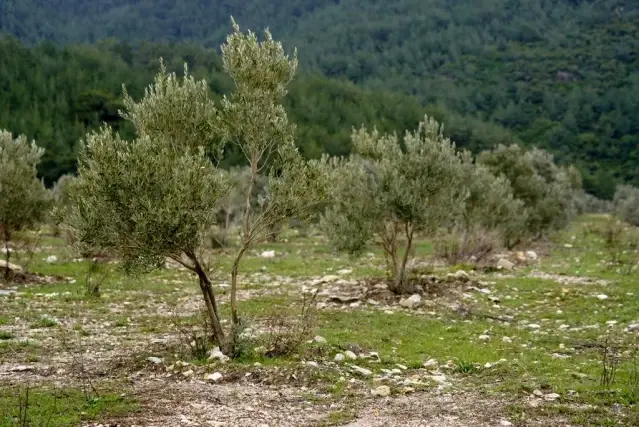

{"left": 399, "top": 294, "right": 422, "bottom": 309}
{"left": 208, "top": 347, "right": 230, "bottom": 363}
{"left": 395, "top": 363, "right": 407, "bottom": 370}
{"left": 423, "top": 359, "right": 438, "bottom": 368}
{"left": 345, "top": 350, "right": 357, "bottom": 360}
{"left": 532, "top": 389, "right": 543, "bottom": 397}
{"left": 334, "top": 353, "right": 345, "bottom": 362}
{"left": 261, "top": 250, "right": 275, "bottom": 258}
{"left": 0, "top": 260, "right": 23, "bottom": 273}
{"left": 306, "top": 361, "right": 319, "bottom": 367}
{"left": 337, "top": 268, "right": 352, "bottom": 275}
{"left": 46, "top": 255, "right": 58, "bottom": 263}
{"left": 371, "top": 385, "right": 391, "bottom": 397}
{"left": 205, "top": 372, "right": 223, "bottom": 383}
{"left": 453, "top": 270, "right": 470, "bottom": 281}
{"left": 314, "top": 335, "right": 327, "bottom": 344}
{"left": 182, "top": 369, "right": 194, "bottom": 378}
{"left": 627, "top": 323, "right": 639, "bottom": 332}
{"left": 527, "top": 324, "right": 541, "bottom": 329}
{"left": 526, "top": 251, "right": 538, "bottom": 261}
{"left": 596, "top": 294, "right": 609, "bottom": 300}
{"left": 502, "top": 336, "right": 512, "bottom": 343}
{"left": 606, "top": 320, "right": 617, "bottom": 326}
{"left": 352, "top": 366, "right": 372, "bottom": 377}
{"left": 552, "top": 353, "right": 569, "bottom": 359}
{"left": 500, "top": 420, "right": 514, "bottom": 427}
{"left": 497, "top": 259, "right": 515, "bottom": 270}
{"left": 544, "top": 393, "right": 561, "bottom": 401}
{"left": 478, "top": 334, "right": 491, "bottom": 341}
{"left": 427, "top": 374, "right": 447, "bottom": 384}
{"left": 147, "top": 357, "right": 163, "bottom": 364}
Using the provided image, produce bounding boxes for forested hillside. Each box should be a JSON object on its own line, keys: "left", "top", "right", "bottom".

{"left": 1, "top": 0, "right": 639, "bottom": 197}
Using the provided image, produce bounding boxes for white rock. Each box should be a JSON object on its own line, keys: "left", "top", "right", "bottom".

{"left": 478, "top": 334, "right": 491, "bottom": 341}
{"left": 147, "top": 357, "right": 163, "bottom": 364}
{"left": 552, "top": 353, "right": 569, "bottom": 359}
{"left": 423, "top": 358, "right": 438, "bottom": 368}
{"left": 532, "top": 389, "right": 543, "bottom": 397}
{"left": 399, "top": 294, "right": 422, "bottom": 309}
{"left": 306, "top": 361, "right": 319, "bottom": 367}
{"left": 182, "top": 369, "right": 194, "bottom": 378}
{"left": 0, "top": 260, "right": 23, "bottom": 272}
{"left": 479, "top": 288, "right": 492, "bottom": 294}
{"left": 46, "top": 255, "right": 58, "bottom": 263}
{"left": 205, "top": 372, "right": 223, "bottom": 382}
{"left": 606, "top": 320, "right": 617, "bottom": 326}
{"left": 208, "top": 347, "right": 230, "bottom": 363}
{"left": 453, "top": 270, "right": 470, "bottom": 281}
{"left": 345, "top": 350, "right": 357, "bottom": 360}
{"left": 314, "top": 335, "right": 327, "bottom": 344}
{"left": 261, "top": 250, "right": 276, "bottom": 258}
{"left": 371, "top": 385, "right": 391, "bottom": 397}
{"left": 564, "top": 244, "right": 573, "bottom": 248}
{"left": 337, "top": 268, "right": 352, "bottom": 275}
{"left": 502, "top": 336, "right": 512, "bottom": 343}
{"left": 352, "top": 366, "right": 372, "bottom": 377}
{"left": 484, "top": 362, "right": 493, "bottom": 369}
{"left": 497, "top": 259, "right": 515, "bottom": 270}
{"left": 500, "top": 420, "right": 514, "bottom": 427}
{"left": 527, "top": 324, "right": 541, "bottom": 329}
{"left": 627, "top": 323, "right": 639, "bottom": 332}
{"left": 395, "top": 363, "right": 407, "bottom": 370}
{"left": 427, "top": 374, "right": 447, "bottom": 384}
{"left": 544, "top": 393, "right": 560, "bottom": 401}
{"left": 334, "top": 353, "right": 345, "bottom": 362}
{"left": 525, "top": 251, "right": 538, "bottom": 261}
{"left": 596, "top": 294, "right": 609, "bottom": 300}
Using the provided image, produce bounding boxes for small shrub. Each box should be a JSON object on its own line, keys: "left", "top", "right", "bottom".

{"left": 258, "top": 291, "right": 319, "bottom": 358}
{"left": 434, "top": 227, "right": 502, "bottom": 265}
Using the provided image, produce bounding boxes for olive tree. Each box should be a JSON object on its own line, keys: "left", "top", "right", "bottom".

{"left": 613, "top": 184, "right": 639, "bottom": 226}
{"left": 0, "top": 130, "right": 50, "bottom": 279}
{"left": 439, "top": 150, "right": 525, "bottom": 261}
{"left": 217, "top": 20, "right": 333, "bottom": 325}
{"left": 478, "top": 144, "right": 579, "bottom": 245}
{"left": 322, "top": 116, "right": 465, "bottom": 293}
{"left": 64, "top": 22, "right": 331, "bottom": 354}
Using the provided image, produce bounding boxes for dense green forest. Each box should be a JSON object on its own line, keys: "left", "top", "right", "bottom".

{"left": 1, "top": 0, "right": 639, "bottom": 197}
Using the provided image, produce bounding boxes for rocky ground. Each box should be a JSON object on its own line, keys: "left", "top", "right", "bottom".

{"left": 1, "top": 216, "right": 638, "bottom": 426}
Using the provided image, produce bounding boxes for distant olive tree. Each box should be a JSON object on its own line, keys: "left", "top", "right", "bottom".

{"left": 0, "top": 130, "right": 51, "bottom": 279}
{"left": 64, "top": 21, "right": 331, "bottom": 354}
{"left": 322, "top": 115, "right": 465, "bottom": 293}
{"left": 437, "top": 150, "right": 525, "bottom": 262}
{"left": 613, "top": 185, "right": 639, "bottom": 226}
{"left": 478, "top": 144, "right": 579, "bottom": 245}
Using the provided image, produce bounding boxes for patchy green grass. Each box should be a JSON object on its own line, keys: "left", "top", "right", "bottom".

{"left": 0, "top": 386, "right": 137, "bottom": 427}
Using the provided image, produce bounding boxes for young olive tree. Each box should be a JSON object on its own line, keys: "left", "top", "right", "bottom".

{"left": 613, "top": 184, "right": 639, "bottom": 226}
{"left": 0, "top": 130, "right": 50, "bottom": 279}
{"left": 322, "top": 116, "right": 466, "bottom": 294}
{"left": 217, "top": 20, "right": 333, "bottom": 325}
{"left": 63, "top": 64, "right": 234, "bottom": 349}
{"left": 478, "top": 144, "right": 579, "bottom": 245}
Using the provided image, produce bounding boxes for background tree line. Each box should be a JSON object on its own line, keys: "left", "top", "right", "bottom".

{"left": 1, "top": 0, "right": 638, "bottom": 198}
